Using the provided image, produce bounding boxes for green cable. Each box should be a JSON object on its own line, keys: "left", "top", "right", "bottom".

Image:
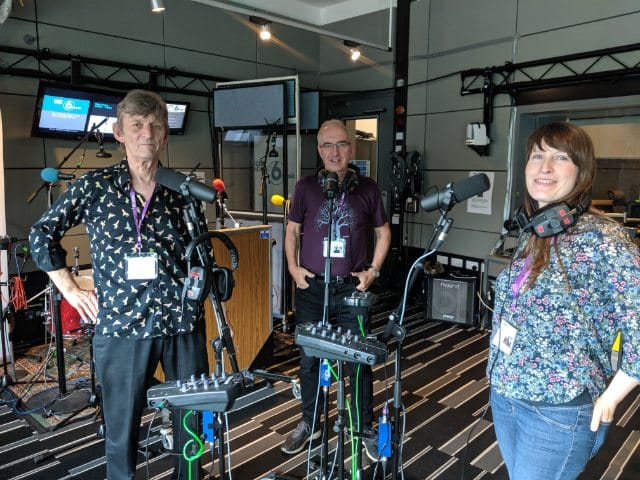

{"left": 328, "top": 361, "right": 360, "bottom": 480}
{"left": 355, "top": 314, "right": 365, "bottom": 432}
{"left": 182, "top": 409, "right": 205, "bottom": 480}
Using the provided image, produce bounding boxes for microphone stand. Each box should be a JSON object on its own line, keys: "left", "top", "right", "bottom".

{"left": 315, "top": 188, "right": 344, "bottom": 480}
{"left": 27, "top": 183, "right": 91, "bottom": 420}
{"left": 26, "top": 118, "right": 108, "bottom": 204}
{"left": 259, "top": 131, "right": 273, "bottom": 225}
{"left": 180, "top": 195, "right": 242, "bottom": 480}
{"left": 384, "top": 208, "right": 453, "bottom": 480}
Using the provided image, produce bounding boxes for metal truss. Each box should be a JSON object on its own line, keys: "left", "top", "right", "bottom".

{"left": 0, "top": 45, "right": 230, "bottom": 97}
{"left": 460, "top": 42, "right": 640, "bottom": 127}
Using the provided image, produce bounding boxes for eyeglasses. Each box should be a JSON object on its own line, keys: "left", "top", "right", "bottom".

{"left": 319, "top": 141, "right": 351, "bottom": 151}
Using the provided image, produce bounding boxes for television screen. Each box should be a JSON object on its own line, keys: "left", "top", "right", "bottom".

{"left": 166, "top": 101, "right": 190, "bottom": 135}
{"left": 31, "top": 82, "right": 190, "bottom": 140}
{"left": 213, "top": 82, "right": 285, "bottom": 129}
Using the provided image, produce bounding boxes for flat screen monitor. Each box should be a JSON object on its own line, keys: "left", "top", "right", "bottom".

{"left": 31, "top": 83, "right": 190, "bottom": 140}
{"left": 213, "top": 82, "right": 285, "bottom": 129}
{"left": 300, "top": 90, "right": 320, "bottom": 130}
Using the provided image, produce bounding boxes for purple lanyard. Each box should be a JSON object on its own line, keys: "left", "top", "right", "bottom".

{"left": 129, "top": 187, "right": 154, "bottom": 251}
{"left": 510, "top": 256, "right": 531, "bottom": 312}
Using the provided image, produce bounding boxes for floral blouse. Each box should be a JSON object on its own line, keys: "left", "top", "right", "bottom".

{"left": 488, "top": 213, "right": 640, "bottom": 403}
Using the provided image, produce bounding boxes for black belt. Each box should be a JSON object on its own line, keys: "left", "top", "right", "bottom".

{"left": 313, "top": 274, "right": 356, "bottom": 285}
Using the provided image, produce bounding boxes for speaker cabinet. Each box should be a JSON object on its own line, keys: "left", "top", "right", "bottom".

{"left": 425, "top": 274, "right": 477, "bottom": 325}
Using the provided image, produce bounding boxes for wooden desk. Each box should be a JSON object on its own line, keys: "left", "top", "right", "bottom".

{"left": 205, "top": 225, "right": 273, "bottom": 372}
{"left": 155, "top": 225, "right": 272, "bottom": 381}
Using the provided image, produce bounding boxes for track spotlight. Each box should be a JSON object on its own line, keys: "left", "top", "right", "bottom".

{"left": 249, "top": 16, "right": 272, "bottom": 41}
{"left": 150, "top": 0, "right": 165, "bottom": 13}
{"left": 344, "top": 40, "right": 361, "bottom": 61}
{"left": 259, "top": 24, "right": 272, "bottom": 41}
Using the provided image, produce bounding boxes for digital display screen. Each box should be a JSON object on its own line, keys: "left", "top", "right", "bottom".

{"left": 213, "top": 82, "right": 285, "bottom": 129}
{"left": 32, "top": 82, "right": 190, "bottom": 140}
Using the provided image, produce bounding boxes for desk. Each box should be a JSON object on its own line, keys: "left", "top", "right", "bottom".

{"left": 205, "top": 225, "right": 272, "bottom": 372}
{"left": 154, "top": 225, "right": 272, "bottom": 381}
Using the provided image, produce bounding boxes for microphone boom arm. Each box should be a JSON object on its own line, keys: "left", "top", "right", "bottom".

{"left": 60, "top": 117, "right": 109, "bottom": 170}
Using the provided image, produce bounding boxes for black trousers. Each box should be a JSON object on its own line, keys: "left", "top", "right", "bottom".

{"left": 93, "top": 326, "right": 209, "bottom": 480}
{"left": 294, "top": 277, "right": 374, "bottom": 429}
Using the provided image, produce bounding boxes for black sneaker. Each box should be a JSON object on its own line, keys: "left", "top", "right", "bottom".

{"left": 281, "top": 421, "right": 321, "bottom": 454}
{"left": 362, "top": 427, "right": 379, "bottom": 462}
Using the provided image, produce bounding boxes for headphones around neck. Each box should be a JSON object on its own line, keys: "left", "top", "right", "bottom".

{"left": 317, "top": 165, "right": 359, "bottom": 196}
{"left": 507, "top": 202, "right": 587, "bottom": 238}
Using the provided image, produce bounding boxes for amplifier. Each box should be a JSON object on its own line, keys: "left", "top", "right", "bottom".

{"left": 425, "top": 274, "right": 477, "bottom": 325}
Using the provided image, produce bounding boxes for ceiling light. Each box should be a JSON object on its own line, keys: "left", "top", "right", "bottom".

{"left": 150, "top": 0, "right": 165, "bottom": 13}
{"left": 259, "top": 24, "right": 272, "bottom": 41}
{"left": 344, "top": 40, "right": 361, "bottom": 62}
{"left": 249, "top": 16, "right": 273, "bottom": 41}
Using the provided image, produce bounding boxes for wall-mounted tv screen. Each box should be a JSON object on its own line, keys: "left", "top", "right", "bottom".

{"left": 213, "top": 82, "right": 285, "bottom": 129}
{"left": 31, "top": 82, "right": 190, "bottom": 140}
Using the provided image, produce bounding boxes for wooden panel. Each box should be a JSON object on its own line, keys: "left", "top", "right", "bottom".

{"left": 206, "top": 225, "right": 272, "bottom": 373}
{"left": 154, "top": 225, "right": 272, "bottom": 381}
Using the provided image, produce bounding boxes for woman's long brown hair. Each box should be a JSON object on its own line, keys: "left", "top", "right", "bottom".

{"left": 520, "top": 122, "right": 596, "bottom": 287}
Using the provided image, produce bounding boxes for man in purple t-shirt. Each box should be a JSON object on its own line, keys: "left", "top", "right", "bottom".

{"left": 282, "top": 119, "right": 391, "bottom": 460}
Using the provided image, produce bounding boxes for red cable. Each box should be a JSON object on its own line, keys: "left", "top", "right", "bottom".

{"left": 10, "top": 276, "right": 28, "bottom": 311}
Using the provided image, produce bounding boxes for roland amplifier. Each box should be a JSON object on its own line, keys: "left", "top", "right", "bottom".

{"left": 424, "top": 274, "right": 477, "bottom": 325}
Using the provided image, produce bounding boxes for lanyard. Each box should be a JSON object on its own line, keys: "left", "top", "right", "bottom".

{"left": 129, "top": 187, "right": 154, "bottom": 251}
{"left": 510, "top": 256, "right": 531, "bottom": 312}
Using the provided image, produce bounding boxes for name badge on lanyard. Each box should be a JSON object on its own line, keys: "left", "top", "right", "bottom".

{"left": 125, "top": 252, "right": 159, "bottom": 280}
{"left": 127, "top": 186, "right": 159, "bottom": 281}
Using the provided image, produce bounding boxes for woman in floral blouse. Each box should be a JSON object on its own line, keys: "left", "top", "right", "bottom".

{"left": 488, "top": 122, "right": 640, "bottom": 479}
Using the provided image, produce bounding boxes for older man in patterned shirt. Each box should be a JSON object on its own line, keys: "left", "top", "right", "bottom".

{"left": 29, "top": 90, "right": 209, "bottom": 480}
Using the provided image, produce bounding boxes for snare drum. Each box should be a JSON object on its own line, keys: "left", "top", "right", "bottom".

{"left": 56, "top": 299, "right": 84, "bottom": 337}
{"left": 50, "top": 273, "right": 95, "bottom": 338}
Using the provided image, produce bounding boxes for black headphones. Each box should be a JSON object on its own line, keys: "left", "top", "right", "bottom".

{"left": 317, "top": 165, "right": 359, "bottom": 196}
{"left": 183, "top": 231, "right": 239, "bottom": 302}
{"left": 507, "top": 202, "right": 587, "bottom": 238}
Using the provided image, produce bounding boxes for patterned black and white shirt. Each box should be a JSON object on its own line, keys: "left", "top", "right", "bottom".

{"left": 29, "top": 161, "right": 209, "bottom": 339}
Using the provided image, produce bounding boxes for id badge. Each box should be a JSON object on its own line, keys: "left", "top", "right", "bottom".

{"left": 125, "top": 252, "right": 159, "bottom": 280}
{"left": 491, "top": 319, "right": 518, "bottom": 355}
{"left": 322, "top": 237, "right": 346, "bottom": 258}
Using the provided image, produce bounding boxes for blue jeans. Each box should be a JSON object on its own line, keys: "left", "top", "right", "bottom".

{"left": 490, "top": 388, "right": 610, "bottom": 480}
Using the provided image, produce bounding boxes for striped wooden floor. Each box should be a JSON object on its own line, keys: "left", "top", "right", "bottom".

{"left": 1, "top": 290, "right": 639, "bottom": 479}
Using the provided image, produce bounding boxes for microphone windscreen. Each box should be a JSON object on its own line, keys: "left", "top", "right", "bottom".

{"left": 271, "top": 194, "right": 285, "bottom": 206}
{"left": 41, "top": 167, "right": 60, "bottom": 183}
{"left": 155, "top": 167, "right": 217, "bottom": 203}
{"left": 212, "top": 178, "right": 225, "bottom": 193}
{"left": 450, "top": 173, "right": 491, "bottom": 203}
{"left": 155, "top": 167, "right": 185, "bottom": 193}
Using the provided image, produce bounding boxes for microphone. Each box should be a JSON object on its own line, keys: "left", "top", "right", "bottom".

{"left": 212, "top": 178, "right": 226, "bottom": 194}
{"left": 420, "top": 173, "right": 490, "bottom": 211}
{"left": 271, "top": 194, "right": 286, "bottom": 206}
{"left": 155, "top": 167, "right": 217, "bottom": 203}
{"left": 95, "top": 130, "right": 112, "bottom": 158}
{"left": 268, "top": 134, "right": 279, "bottom": 157}
{"left": 96, "top": 146, "right": 112, "bottom": 158}
{"left": 41, "top": 167, "right": 75, "bottom": 183}
{"left": 319, "top": 170, "right": 340, "bottom": 199}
